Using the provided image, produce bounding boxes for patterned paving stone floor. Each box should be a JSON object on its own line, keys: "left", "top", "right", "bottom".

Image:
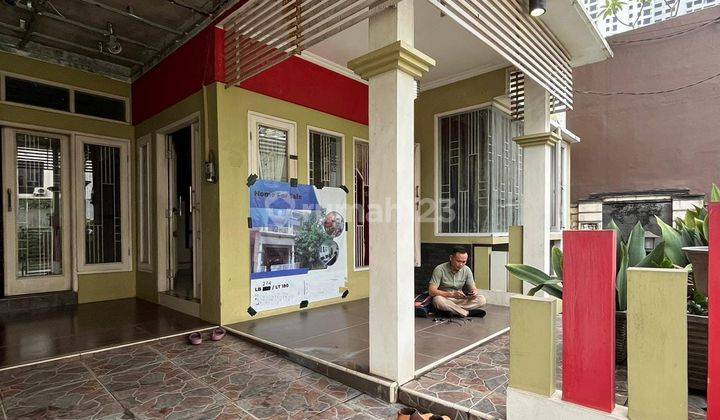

{"left": 0, "top": 330, "right": 407, "bottom": 419}
{"left": 401, "top": 329, "right": 708, "bottom": 420}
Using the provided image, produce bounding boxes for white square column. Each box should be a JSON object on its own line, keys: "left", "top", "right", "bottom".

{"left": 514, "top": 79, "right": 559, "bottom": 287}
{"left": 348, "top": 0, "right": 435, "bottom": 383}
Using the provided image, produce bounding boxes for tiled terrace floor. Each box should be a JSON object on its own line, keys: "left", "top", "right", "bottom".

{"left": 0, "top": 298, "right": 212, "bottom": 369}
{"left": 228, "top": 299, "right": 510, "bottom": 373}
{"left": 0, "top": 329, "right": 407, "bottom": 419}
{"left": 401, "top": 329, "right": 708, "bottom": 420}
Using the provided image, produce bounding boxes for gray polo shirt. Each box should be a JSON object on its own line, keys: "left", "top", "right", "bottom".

{"left": 430, "top": 262, "right": 475, "bottom": 292}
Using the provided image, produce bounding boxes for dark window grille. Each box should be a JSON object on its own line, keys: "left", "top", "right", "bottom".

{"left": 83, "top": 144, "right": 122, "bottom": 264}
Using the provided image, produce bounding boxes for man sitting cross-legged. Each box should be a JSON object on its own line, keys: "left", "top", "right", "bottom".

{"left": 428, "top": 246, "right": 487, "bottom": 318}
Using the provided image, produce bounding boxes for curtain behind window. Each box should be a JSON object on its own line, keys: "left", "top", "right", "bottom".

{"left": 257, "top": 125, "right": 288, "bottom": 182}
{"left": 438, "top": 107, "right": 523, "bottom": 234}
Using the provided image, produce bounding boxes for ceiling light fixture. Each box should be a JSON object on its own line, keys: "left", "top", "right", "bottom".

{"left": 105, "top": 22, "right": 123, "bottom": 54}
{"left": 529, "top": 0, "right": 547, "bottom": 17}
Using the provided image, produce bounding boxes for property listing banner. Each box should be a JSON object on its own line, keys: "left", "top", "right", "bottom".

{"left": 249, "top": 180, "right": 348, "bottom": 312}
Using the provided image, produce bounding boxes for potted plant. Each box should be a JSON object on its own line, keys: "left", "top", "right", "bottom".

{"left": 507, "top": 183, "right": 718, "bottom": 390}
{"left": 506, "top": 220, "right": 670, "bottom": 364}
{"left": 687, "top": 288, "right": 708, "bottom": 391}
{"left": 678, "top": 184, "right": 719, "bottom": 296}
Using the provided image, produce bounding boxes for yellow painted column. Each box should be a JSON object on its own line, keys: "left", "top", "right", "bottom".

{"left": 508, "top": 226, "right": 524, "bottom": 293}
{"left": 474, "top": 246, "right": 491, "bottom": 290}
{"left": 627, "top": 267, "right": 688, "bottom": 420}
{"left": 510, "top": 295, "right": 556, "bottom": 396}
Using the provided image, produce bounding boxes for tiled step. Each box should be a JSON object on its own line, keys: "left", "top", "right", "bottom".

{"left": 398, "top": 386, "right": 497, "bottom": 420}
{"left": 223, "top": 326, "right": 398, "bottom": 402}
{"left": 0, "top": 291, "right": 78, "bottom": 313}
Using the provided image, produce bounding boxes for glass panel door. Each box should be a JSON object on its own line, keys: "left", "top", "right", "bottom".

{"left": 82, "top": 143, "right": 122, "bottom": 264}
{"left": 3, "top": 128, "right": 70, "bottom": 295}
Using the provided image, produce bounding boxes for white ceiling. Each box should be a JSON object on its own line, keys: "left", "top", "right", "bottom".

{"left": 306, "top": 1, "right": 508, "bottom": 90}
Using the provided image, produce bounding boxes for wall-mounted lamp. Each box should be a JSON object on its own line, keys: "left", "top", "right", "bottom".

{"left": 204, "top": 150, "right": 218, "bottom": 183}
{"left": 529, "top": 0, "right": 547, "bottom": 17}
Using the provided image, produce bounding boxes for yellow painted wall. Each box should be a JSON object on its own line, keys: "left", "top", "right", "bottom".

{"left": 133, "top": 88, "right": 222, "bottom": 323}
{"left": 414, "top": 68, "right": 509, "bottom": 246}
{"left": 0, "top": 52, "right": 129, "bottom": 97}
{"left": 0, "top": 52, "right": 136, "bottom": 304}
{"left": 215, "top": 85, "right": 369, "bottom": 324}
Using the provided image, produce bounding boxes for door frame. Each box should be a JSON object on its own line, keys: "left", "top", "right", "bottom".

{"left": 155, "top": 113, "right": 203, "bottom": 301}
{"left": 73, "top": 134, "right": 132, "bottom": 274}
{"left": 2, "top": 126, "right": 72, "bottom": 296}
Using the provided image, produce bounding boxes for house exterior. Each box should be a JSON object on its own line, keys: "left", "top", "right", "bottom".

{"left": 568, "top": 5, "right": 720, "bottom": 237}
{"left": 0, "top": 0, "right": 610, "bottom": 384}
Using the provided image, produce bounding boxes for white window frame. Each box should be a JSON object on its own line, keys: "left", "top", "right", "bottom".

{"left": 433, "top": 101, "right": 520, "bottom": 238}
{"left": 306, "top": 125, "right": 345, "bottom": 187}
{"left": 353, "top": 137, "right": 370, "bottom": 271}
{"left": 74, "top": 135, "right": 132, "bottom": 273}
{"left": 0, "top": 71, "right": 131, "bottom": 124}
{"left": 137, "top": 135, "right": 153, "bottom": 272}
{"left": 248, "top": 111, "right": 297, "bottom": 180}
{"left": 551, "top": 140, "right": 570, "bottom": 233}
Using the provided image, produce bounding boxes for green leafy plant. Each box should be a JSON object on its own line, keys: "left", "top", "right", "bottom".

{"left": 505, "top": 259, "right": 563, "bottom": 299}
{"left": 294, "top": 210, "right": 332, "bottom": 270}
{"left": 507, "top": 220, "right": 667, "bottom": 311}
{"left": 506, "top": 183, "right": 718, "bottom": 312}
{"left": 687, "top": 289, "right": 708, "bottom": 316}
{"left": 670, "top": 183, "right": 719, "bottom": 250}
{"left": 600, "top": 0, "right": 676, "bottom": 29}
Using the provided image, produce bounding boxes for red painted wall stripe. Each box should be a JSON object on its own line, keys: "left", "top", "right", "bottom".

{"left": 131, "top": 26, "right": 221, "bottom": 125}
{"left": 562, "top": 230, "right": 617, "bottom": 412}
{"left": 239, "top": 56, "right": 369, "bottom": 126}
{"left": 708, "top": 203, "right": 720, "bottom": 419}
{"left": 132, "top": 6, "right": 369, "bottom": 126}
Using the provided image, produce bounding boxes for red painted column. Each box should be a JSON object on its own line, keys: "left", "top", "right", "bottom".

{"left": 562, "top": 230, "right": 617, "bottom": 412}
{"left": 708, "top": 203, "right": 720, "bottom": 420}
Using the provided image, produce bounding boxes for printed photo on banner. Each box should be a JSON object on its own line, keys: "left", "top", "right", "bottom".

{"left": 249, "top": 180, "right": 348, "bottom": 312}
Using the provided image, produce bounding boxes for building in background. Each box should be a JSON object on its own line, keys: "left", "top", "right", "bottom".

{"left": 583, "top": 0, "right": 719, "bottom": 36}
{"left": 569, "top": 5, "right": 720, "bottom": 238}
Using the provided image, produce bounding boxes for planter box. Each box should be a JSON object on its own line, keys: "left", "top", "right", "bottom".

{"left": 616, "top": 311, "right": 627, "bottom": 364}
{"left": 688, "top": 314, "right": 708, "bottom": 392}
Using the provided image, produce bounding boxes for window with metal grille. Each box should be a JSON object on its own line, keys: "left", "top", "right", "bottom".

{"left": 354, "top": 140, "right": 369, "bottom": 269}
{"left": 309, "top": 130, "right": 342, "bottom": 188}
{"left": 83, "top": 143, "right": 122, "bottom": 264}
{"left": 438, "top": 106, "right": 523, "bottom": 234}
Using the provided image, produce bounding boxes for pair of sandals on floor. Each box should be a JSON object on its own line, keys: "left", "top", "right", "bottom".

{"left": 398, "top": 408, "right": 450, "bottom": 420}
{"left": 188, "top": 327, "right": 226, "bottom": 345}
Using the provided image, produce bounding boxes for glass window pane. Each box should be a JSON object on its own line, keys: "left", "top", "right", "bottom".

{"left": 309, "top": 131, "right": 341, "bottom": 187}
{"left": 84, "top": 143, "right": 122, "bottom": 264}
{"left": 5, "top": 77, "right": 70, "bottom": 112}
{"left": 75, "top": 91, "right": 126, "bottom": 122}
{"left": 438, "top": 107, "right": 523, "bottom": 234}
{"left": 138, "top": 143, "right": 150, "bottom": 265}
{"left": 489, "top": 109, "right": 523, "bottom": 232}
{"left": 439, "top": 109, "right": 489, "bottom": 233}
{"left": 257, "top": 125, "right": 288, "bottom": 182}
{"left": 354, "top": 141, "right": 369, "bottom": 268}
{"left": 15, "top": 133, "right": 63, "bottom": 277}
{"left": 550, "top": 142, "right": 559, "bottom": 231}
